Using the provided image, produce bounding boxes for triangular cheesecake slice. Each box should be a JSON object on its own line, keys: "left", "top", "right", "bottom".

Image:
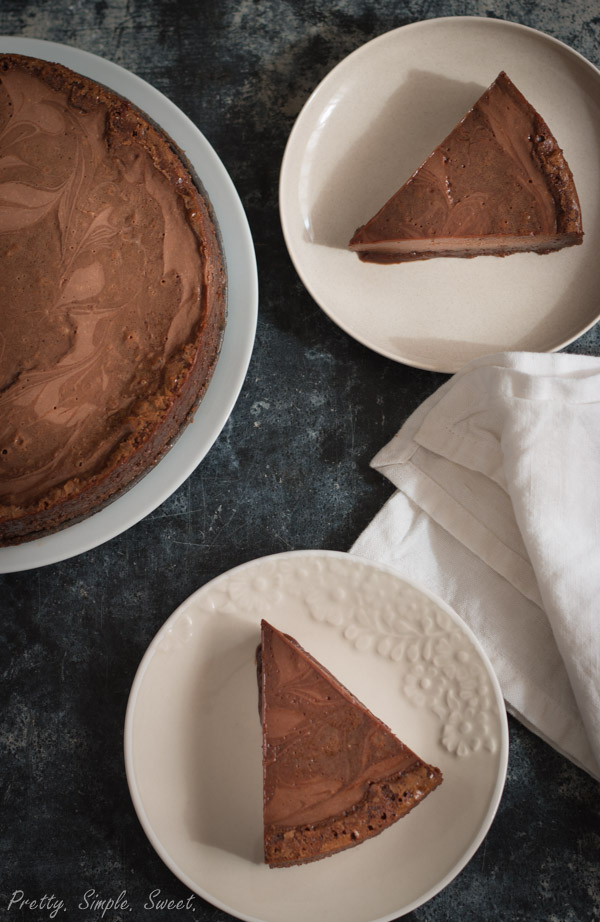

{"left": 349, "top": 71, "right": 583, "bottom": 263}
{"left": 257, "top": 620, "right": 442, "bottom": 867}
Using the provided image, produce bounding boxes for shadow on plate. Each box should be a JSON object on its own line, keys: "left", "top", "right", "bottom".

{"left": 307, "top": 70, "right": 484, "bottom": 250}
{"left": 183, "top": 614, "right": 264, "bottom": 863}
{"left": 389, "top": 278, "right": 594, "bottom": 374}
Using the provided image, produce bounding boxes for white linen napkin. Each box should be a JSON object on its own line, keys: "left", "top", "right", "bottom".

{"left": 351, "top": 352, "right": 600, "bottom": 781}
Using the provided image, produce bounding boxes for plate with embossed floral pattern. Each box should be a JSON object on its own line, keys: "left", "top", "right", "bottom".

{"left": 125, "top": 550, "right": 508, "bottom": 922}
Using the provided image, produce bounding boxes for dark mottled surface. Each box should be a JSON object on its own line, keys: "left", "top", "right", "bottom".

{"left": 1, "top": 1, "right": 600, "bottom": 921}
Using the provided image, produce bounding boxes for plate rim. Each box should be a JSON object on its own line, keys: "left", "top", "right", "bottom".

{"left": 0, "top": 36, "right": 258, "bottom": 573}
{"left": 279, "top": 15, "right": 600, "bottom": 372}
{"left": 124, "top": 548, "right": 509, "bottom": 922}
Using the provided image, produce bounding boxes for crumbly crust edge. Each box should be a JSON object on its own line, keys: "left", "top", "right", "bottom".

{"left": 264, "top": 760, "right": 443, "bottom": 868}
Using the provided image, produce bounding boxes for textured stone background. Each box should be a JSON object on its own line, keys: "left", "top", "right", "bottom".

{"left": 1, "top": 1, "right": 599, "bottom": 921}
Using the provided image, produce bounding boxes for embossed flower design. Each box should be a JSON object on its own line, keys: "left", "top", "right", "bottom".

{"left": 402, "top": 662, "right": 447, "bottom": 710}
{"left": 320, "top": 559, "right": 499, "bottom": 760}
{"left": 441, "top": 707, "right": 496, "bottom": 757}
{"left": 227, "top": 561, "right": 283, "bottom": 613}
{"left": 306, "top": 581, "right": 351, "bottom": 628}
{"left": 432, "top": 637, "right": 493, "bottom": 712}
{"left": 274, "top": 557, "right": 319, "bottom": 597}
{"left": 359, "top": 572, "right": 399, "bottom": 616}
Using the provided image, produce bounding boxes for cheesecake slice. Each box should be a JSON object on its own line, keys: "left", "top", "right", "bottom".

{"left": 257, "top": 620, "right": 442, "bottom": 867}
{"left": 349, "top": 71, "right": 583, "bottom": 263}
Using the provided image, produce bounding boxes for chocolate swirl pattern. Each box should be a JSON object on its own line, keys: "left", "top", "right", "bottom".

{"left": 0, "top": 54, "right": 225, "bottom": 542}
{"left": 261, "top": 623, "right": 420, "bottom": 827}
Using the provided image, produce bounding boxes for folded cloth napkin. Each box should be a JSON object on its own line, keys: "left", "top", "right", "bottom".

{"left": 351, "top": 351, "right": 600, "bottom": 781}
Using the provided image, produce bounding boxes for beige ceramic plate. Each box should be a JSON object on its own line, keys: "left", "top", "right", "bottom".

{"left": 125, "top": 550, "right": 508, "bottom": 922}
{"left": 279, "top": 17, "right": 600, "bottom": 372}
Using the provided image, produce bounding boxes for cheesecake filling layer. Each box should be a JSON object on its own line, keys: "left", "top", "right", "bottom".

{"left": 352, "top": 232, "right": 578, "bottom": 262}
{"left": 0, "top": 62, "right": 206, "bottom": 509}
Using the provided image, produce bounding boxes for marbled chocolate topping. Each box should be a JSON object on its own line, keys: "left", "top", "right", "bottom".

{"left": 0, "top": 54, "right": 225, "bottom": 536}
{"left": 259, "top": 621, "right": 422, "bottom": 828}
{"left": 349, "top": 71, "right": 583, "bottom": 262}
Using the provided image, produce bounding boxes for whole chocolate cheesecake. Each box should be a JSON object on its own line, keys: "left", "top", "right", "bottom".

{"left": 257, "top": 620, "right": 442, "bottom": 867}
{"left": 0, "top": 54, "right": 226, "bottom": 545}
{"left": 349, "top": 71, "right": 583, "bottom": 262}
